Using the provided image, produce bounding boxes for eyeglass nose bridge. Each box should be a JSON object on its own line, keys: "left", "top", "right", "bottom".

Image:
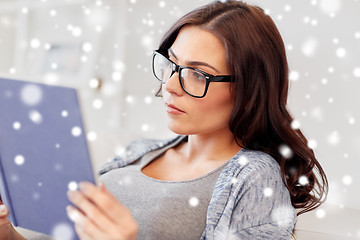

{"left": 169, "top": 63, "right": 180, "bottom": 79}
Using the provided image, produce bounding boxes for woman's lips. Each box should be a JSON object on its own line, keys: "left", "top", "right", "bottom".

{"left": 165, "top": 103, "right": 185, "bottom": 115}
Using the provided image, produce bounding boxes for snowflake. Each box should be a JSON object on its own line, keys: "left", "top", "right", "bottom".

{"left": 50, "top": 63, "right": 58, "bottom": 70}
{"left": 327, "top": 131, "right": 340, "bottom": 145}
{"left": 284, "top": 5, "right": 291, "bottom": 12}
{"left": 353, "top": 67, "right": 360, "bottom": 78}
{"left": 310, "top": 107, "right": 323, "bottom": 121}
{"left": 159, "top": 1, "right": 166, "bottom": 8}
{"left": 126, "top": 95, "right": 135, "bottom": 103}
{"left": 263, "top": 187, "right": 273, "bottom": 197}
{"left": 315, "top": 208, "right": 326, "bottom": 218}
{"left": 310, "top": 19, "right": 318, "bottom": 26}
{"left": 189, "top": 197, "right": 199, "bottom": 207}
{"left": 30, "top": 38, "right": 41, "bottom": 48}
{"left": 238, "top": 156, "right": 248, "bottom": 166}
{"left": 118, "top": 175, "right": 132, "bottom": 185}
{"left": 307, "top": 139, "right": 317, "bottom": 149}
{"left": 71, "top": 27, "right": 82, "bottom": 37}
{"left": 301, "top": 38, "right": 318, "bottom": 57}
{"left": 50, "top": 9, "right": 57, "bottom": 16}
{"left": 68, "top": 181, "right": 78, "bottom": 191}
{"left": 43, "top": 73, "right": 59, "bottom": 84}
{"left": 9, "top": 67, "right": 16, "bottom": 74}
{"left": 289, "top": 71, "right": 300, "bottom": 81}
{"left": 231, "top": 177, "right": 239, "bottom": 184}
{"left": 113, "top": 60, "right": 126, "bottom": 72}
{"left": 13, "top": 121, "right": 21, "bottom": 130}
{"left": 32, "top": 192, "right": 40, "bottom": 200}
{"left": 144, "top": 96, "right": 153, "bottom": 104}
{"left": 298, "top": 176, "right": 309, "bottom": 186}
{"left": 291, "top": 119, "right": 301, "bottom": 129}
{"left": 29, "top": 110, "right": 43, "bottom": 124}
{"left": 112, "top": 71, "right": 122, "bottom": 81}
{"left": 336, "top": 47, "right": 346, "bottom": 58}
{"left": 71, "top": 126, "right": 82, "bottom": 137}
{"left": 67, "top": 207, "right": 82, "bottom": 223}
{"left": 20, "top": 84, "right": 43, "bottom": 106}
{"left": 92, "top": 98, "right": 103, "bottom": 109}
{"left": 51, "top": 222, "right": 74, "bottom": 240}
{"left": 141, "top": 124, "right": 150, "bottom": 132}
{"left": 14, "top": 155, "right": 25, "bottom": 166}
{"left": 61, "top": 110, "right": 69, "bottom": 117}
{"left": 89, "top": 78, "right": 100, "bottom": 88}
{"left": 11, "top": 175, "right": 19, "bottom": 182}
{"left": 348, "top": 117, "right": 355, "bottom": 125}
{"left": 321, "top": 78, "right": 328, "bottom": 84}
{"left": 142, "top": 35, "right": 154, "bottom": 49}
{"left": 319, "top": 0, "right": 342, "bottom": 16}
{"left": 342, "top": 175, "right": 353, "bottom": 186}
{"left": 271, "top": 205, "right": 294, "bottom": 227}
{"left": 44, "top": 43, "right": 51, "bottom": 50}
{"left": 87, "top": 131, "right": 97, "bottom": 141}
{"left": 21, "top": 7, "right": 29, "bottom": 14}
{"left": 279, "top": 144, "right": 293, "bottom": 159}
{"left": 82, "top": 42, "right": 93, "bottom": 52}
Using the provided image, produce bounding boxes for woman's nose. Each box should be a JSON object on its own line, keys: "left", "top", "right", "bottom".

{"left": 163, "top": 71, "right": 184, "bottom": 96}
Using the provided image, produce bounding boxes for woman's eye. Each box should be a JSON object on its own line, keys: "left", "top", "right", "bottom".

{"left": 192, "top": 71, "right": 205, "bottom": 80}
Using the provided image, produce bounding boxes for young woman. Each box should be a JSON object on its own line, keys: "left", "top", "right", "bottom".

{"left": 1, "top": 1, "right": 327, "bottom": 239}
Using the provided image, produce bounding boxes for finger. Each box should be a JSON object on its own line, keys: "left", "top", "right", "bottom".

{"left": 0, "top": 204, "right": 8, "bottom": 216}
{"left": 67, "top": 205, "right": 103, "bottom": 240}
{"left": 0, "top": 205, "right": 9, "bottom": 224}
{"left": 78, "top": 182, "right": 132, "bottom": 225}
{"left": 74, "top": 223, "right": 90, "bottom": 240}
{"left": 67, "top": 190, "right": 113, "bottom": 232}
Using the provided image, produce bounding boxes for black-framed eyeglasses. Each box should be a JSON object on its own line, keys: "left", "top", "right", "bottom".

{"left": 152, "top": 50, "right": 232, "bottom": 98}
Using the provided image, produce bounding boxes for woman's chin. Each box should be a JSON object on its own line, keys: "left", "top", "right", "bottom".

{"left": 167, "top": 123, "right": 193, "bottom": 136}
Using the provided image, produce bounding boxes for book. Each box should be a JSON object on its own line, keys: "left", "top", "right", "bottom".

{"left": 0, "top": 77, "right": 98, "bottom": 240}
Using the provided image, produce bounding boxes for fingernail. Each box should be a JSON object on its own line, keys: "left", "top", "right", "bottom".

{"left": 99, "top": 182, "right": 106, "bottom": 192}
{"left": 0, "top": 205, "right": 8, "bottom": 215}
{"left": 67, "top": 190, "right": 77, "bottom": 200}
{"left": 79, "top": 182, "right": 90, "bottom": 192}
{"left": 66, "top": 205, "right": 81, "bottom": 223}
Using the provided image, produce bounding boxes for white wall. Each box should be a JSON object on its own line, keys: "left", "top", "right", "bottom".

{"left": 0, "top": 0, "right": 359, "bottom": 238}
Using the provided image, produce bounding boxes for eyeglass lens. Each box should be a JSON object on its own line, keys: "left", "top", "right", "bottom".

{"left": 153, "top": 53, "right": 207, "bottom": 97}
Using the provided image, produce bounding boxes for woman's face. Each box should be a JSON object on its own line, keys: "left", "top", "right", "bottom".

{"left": 162, "top": 25, "right": 234, "bottom": 136}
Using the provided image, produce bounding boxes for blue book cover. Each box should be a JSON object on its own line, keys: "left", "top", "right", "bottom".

{"left": 0, "top": 77, "right": 98, "bottom": 240}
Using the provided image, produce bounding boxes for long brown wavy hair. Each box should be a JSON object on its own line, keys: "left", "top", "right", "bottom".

{"left": 156, "top": 0, "right": 327, "bottom": 215}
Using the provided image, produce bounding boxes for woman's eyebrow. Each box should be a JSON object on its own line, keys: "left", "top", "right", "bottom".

{"left": 168, "top": 48, "right": 221, "bottom": 74}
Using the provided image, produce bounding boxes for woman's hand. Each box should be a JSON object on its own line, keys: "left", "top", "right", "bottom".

{"left": 66, "top": 182, "right": 138, "bottom": 240}
{"left": 0, "top": 204, "right": 26, "bottom": 240}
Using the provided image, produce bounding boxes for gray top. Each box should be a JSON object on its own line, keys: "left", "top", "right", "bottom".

{"left": 99, "top": 136, "right": 230, "bottom": 240}
{"left": 100, "top": 135, "right": 296, "bottom": 239}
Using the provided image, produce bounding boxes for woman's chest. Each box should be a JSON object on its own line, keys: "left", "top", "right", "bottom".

{"left": 141, "top": 150, "right": 227, "bottom": 181}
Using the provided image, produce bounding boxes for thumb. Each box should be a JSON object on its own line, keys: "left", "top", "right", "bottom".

{"left": 0, "top": 204, "right": 9, "bottom": 224}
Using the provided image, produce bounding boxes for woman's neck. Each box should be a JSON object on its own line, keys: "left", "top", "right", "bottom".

{"left": 177, "top": 130, "right": 242, "bottom": 164}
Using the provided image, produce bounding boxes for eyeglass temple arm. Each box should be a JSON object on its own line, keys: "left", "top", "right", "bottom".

{"left": 211, "top": 75, "right": 232, "bottom": 82}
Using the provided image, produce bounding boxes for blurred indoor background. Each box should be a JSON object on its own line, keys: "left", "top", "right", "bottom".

{"left": 0, "top": 0, "right": 359, "bottom": 239}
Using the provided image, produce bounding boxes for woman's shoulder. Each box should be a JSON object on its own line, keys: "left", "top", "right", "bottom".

{"left": 211, "top": 148, "right": 296, "bottom": 235}
{"left": 228, "top": 148, "right": 282, "bottom": 182}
